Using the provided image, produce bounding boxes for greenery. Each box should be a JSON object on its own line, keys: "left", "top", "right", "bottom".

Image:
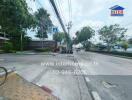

{"left": 35, "top": 8, "right": 52, "bottom": 40}
{"left": 0, "top": 0, "right": 36, "bottom": 33}
{"left": 53, "top": 32, "right": 65, "bottom": 44}
{"left": 2, "top": 42, "right": 13, "bottom": 53}
{"left": 98, "top": 24, "right": 127, "bottom": 51}
{"left": 89, "top": 50, "right": 132, "bottom": 58}
{"left": 0, "top": 0, "right": 36, "bottom": 50}
{"left": 74, "top": 26, "right": 95, "bottom": 50}
{"left": 121, "top": 41, "right": 129, "bottom": 51}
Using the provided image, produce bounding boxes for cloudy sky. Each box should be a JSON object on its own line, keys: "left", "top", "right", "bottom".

{"left": 26, "top": 0, "right": 132, "bottom": 40}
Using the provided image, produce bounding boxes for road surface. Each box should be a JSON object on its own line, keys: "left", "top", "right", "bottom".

{"left": 0, "top": 51, "right": 132, "bottom": 100}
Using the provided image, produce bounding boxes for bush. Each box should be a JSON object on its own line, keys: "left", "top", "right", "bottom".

{"left": 34, "top": 48, "right": 53, "bottom": 52}
{"left": 2, "top": 42, "right": 13, "bottom": 53}
{"left": 89, "top": 50, "right": 132, "bottom": 57}
{"left": 121, "top": 41, "right": 129, "bottom": 51}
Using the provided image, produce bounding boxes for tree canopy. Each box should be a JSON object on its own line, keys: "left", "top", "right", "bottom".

{"left": 35, "top": 8, "right": 53, "bottom": 40}
{"left": 0, "top": 0, "right": 36, "bottom": 34}
{"left": 74, "top": 26, "right": 95, "bottom": 50}
{"left": 98, "top": 24, "right": 127, "bottom": 51}
{"left": 0, "top": 0, "right": 36, "bottom": 50}
{"left": 75, "top": 27, "right": 95, "bottom": 43}
{"left": 53, "top": 32, "right": 65, "bottom": 44}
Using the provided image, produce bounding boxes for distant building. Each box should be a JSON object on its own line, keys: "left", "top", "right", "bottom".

{"left": 29, "top": 40, "right": 57, "bottom": 49}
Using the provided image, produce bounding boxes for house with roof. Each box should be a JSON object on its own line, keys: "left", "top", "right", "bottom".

{"left": 110, "top": 5, "right": 125, "bottom": 16}
{"left": 0, "top": 33, "right": 9, "bottom": 49}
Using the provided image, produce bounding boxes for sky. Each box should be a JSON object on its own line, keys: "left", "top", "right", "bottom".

{"left": 26, "top": 0, "right": 132, "bottom": 41}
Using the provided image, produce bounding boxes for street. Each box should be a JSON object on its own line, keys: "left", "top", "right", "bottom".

{"left": 0, "top": 51, "right": 132, "bottom": 100}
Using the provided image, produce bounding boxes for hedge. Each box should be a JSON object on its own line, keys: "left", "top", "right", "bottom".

{"left": 89, "top": 50, "right": 132, "bottom": 57}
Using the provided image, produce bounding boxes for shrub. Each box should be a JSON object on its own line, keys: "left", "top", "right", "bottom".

{"left": 89, "top": 50, "right": 132, "bottom": 57}
{"left": 2, "top": 42, "right": 13, "bottom": 53}
{"left": 121, "top": 41, "right": 129, "bottom": 51}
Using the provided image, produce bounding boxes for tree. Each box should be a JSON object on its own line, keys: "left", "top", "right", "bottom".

{"left": 74, "top": 26, "right": 95, "bottom": 50}
{"left": 53, "top": 32, "right": 65, "bottom": 44}
{"left": 0, "top": 0, "right": 36, "bottom": 33}
{"left": 35, "top": 8, "right": 52, "bottom": 40}
{"left": 98, "top": 24, "right": 127, "bottom": 51}
{"left": 2, "top": 42, "right": 13, "bottom": 53}
{"left": 0, "top": 0, "right": 36, "bottom": 50}
{"left": 121, "top": 41, "right": 129, "bottom": 51}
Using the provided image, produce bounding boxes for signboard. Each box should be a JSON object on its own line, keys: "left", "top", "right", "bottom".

{"left": 110, "top": 5, "right": 125, "bottom": 16}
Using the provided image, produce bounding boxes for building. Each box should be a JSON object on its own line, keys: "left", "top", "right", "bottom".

{"left": 0, "top": 35, "right": 9, "bottom": 49}
{"left": 29, "top": 40, "right": 57, "bottom": 49}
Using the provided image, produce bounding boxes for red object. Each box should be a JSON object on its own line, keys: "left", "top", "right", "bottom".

{"left": 111, "top": 10, "right": 123, "bottom": 14}
{"left": 41, "top": 86, "right": 52, "bottom": 94}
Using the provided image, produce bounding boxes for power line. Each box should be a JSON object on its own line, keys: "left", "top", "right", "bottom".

{"left": 70, "top": 0, "right": 72, "bottom": 21}
{"left": 56, "top": 0, "right": 68, "bottom": 24}
{"left": 68, "top": 0, "right": 72, "bottom": 22}
{"left": 54, "top": 0, "right": 67, "bottom": 26}
{"left": 49, "top": 0, "right": 72, "bottom": 50}
{"left": 49, "top": 0, "right": 67, "bottom": 33}
{"left": 67, "top": 0, "right": 72, "bottom": 36}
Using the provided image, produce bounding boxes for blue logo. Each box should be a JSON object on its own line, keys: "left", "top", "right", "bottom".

{"left": 110, "top": 5, "right": 125, "bottom": 16}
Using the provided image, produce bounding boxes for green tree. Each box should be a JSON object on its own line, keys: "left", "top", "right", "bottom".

{"left": 0, "top": 0, "right": 36, "bottom": 50}
{"left": 0, "top": 0, "right": 36, "bottom": 33}
{"left": 74, "top": 26, "right": 95, "bottom": 50}
{"left": 98, "top": 24, "right": 127, "bottom": 51}
{"left": 2, "top": 42, "right": 13, "bottom": 53}
{"left": 121, "top": 41, "right": 129, "bottom": 51}
{"left": 53, "top": 32, "right": 65, "bottom": 44}
{"left": 35, "top": 8, "right": 52, "bottom": 40}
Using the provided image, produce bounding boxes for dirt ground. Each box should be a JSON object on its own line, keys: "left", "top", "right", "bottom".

{"left": 0, "top": 72, "right": 58, "bottom": 100}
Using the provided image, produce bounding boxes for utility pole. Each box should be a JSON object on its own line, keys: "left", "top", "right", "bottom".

{"left": 66, "top": 21, "right": 72, "bottom": 49}
{"left": 49, "top": 0, "right": 72, "bottom": 50}
{"left": 67, "top": 21, "right": 72, "bottom": 35}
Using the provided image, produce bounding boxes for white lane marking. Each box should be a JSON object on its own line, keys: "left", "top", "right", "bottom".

{"left": 85, "top": 77, "right": 90, "bottom": 82}
{"left": 91, "top": 91, "right": 102, "bottom": 100}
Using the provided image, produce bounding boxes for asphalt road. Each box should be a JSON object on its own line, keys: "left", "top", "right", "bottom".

{"left": 0, "top": 51, "right": 132, "bottom": 100}
{"left": 75, "top": 51, "right": 132, "bottom": 100}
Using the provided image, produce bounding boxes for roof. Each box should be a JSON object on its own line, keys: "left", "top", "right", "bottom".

{"left": 31, "top": 40, "right": 56, "bottom": 42}
{"left": 110, "top": 5, "right": 124, "bottom": 10}
{"left": 0, "top": 36, "right": 9, "bottom": 40}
